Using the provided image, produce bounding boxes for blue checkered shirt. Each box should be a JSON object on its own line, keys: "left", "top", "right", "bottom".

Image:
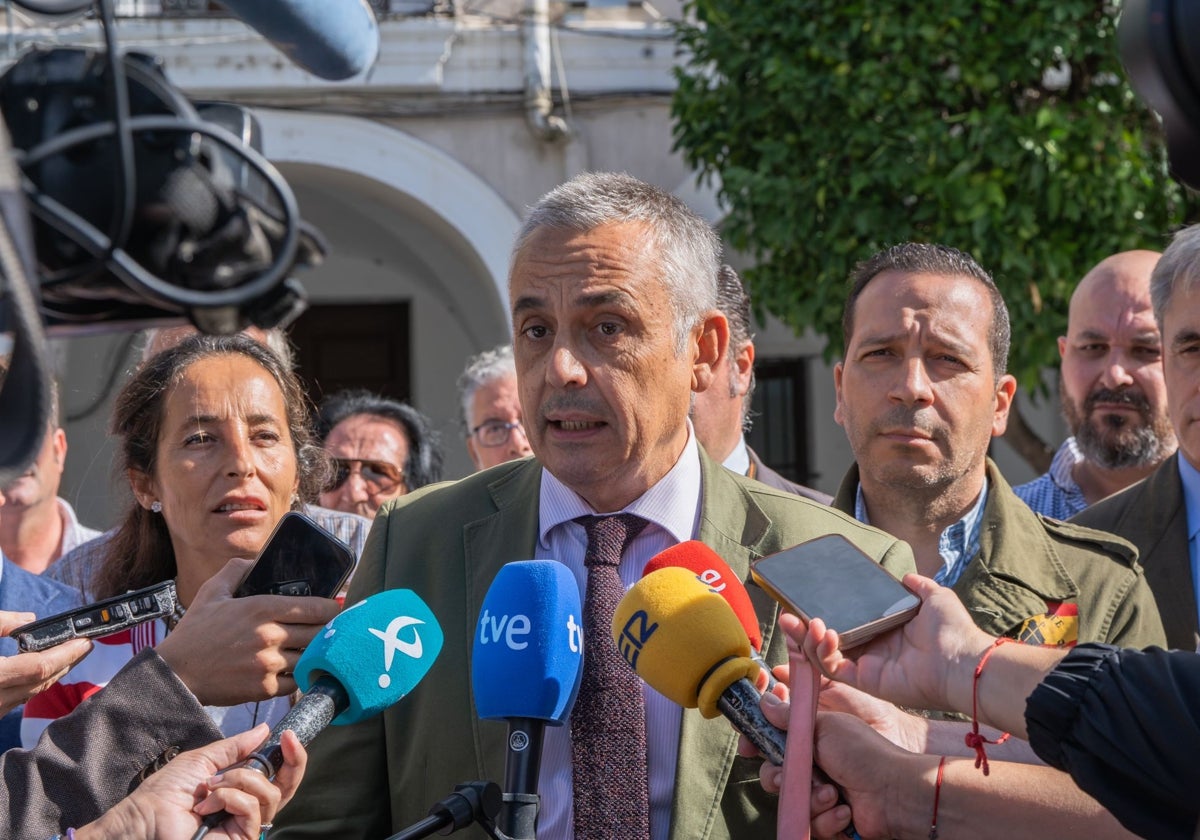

{"left": 1012, "top": 438, "right": 1088, "bottom": 520}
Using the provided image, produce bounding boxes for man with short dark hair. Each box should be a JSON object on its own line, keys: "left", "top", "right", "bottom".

{"left": 832, "top": 242, "right": 1162, "bottom": 647}
{"left": 274, "top": 173, "right": 914, "bottom": 840}
{"left": 1015, "top": 250, "right": 1174, "bottom": 518}
{"left": 316, "top": 390, "right": 444, "bottom": 520}
{"left": 692, "top": 265, "right": 830, "bottom": 502}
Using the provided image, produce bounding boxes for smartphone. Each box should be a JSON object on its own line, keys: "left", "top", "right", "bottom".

{"left": 751, "top": 534, "right": 920, "bottom": 650}
{"left": 12, "top": 580, "right": 178, "bottom": 652}
{"left": 234, "top": 511, "right": 355, "bottom": 599}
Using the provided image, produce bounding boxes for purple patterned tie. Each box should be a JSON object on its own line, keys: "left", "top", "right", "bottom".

{"left": 571, "top": 513, "right": 652, "bottom": 838}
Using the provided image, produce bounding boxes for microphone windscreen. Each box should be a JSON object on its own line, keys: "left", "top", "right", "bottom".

{"left": 642, "top": 540, "right": 763, "bottom": 651}
{"left": 217, "top": 0, "right": 379, "bottom": 80}
{"left": 296, "top": 589, "right": 443, "bottom": 725}
{"left": 472, "top": 560, "right": 583, "bottom": 724}
{"left": 613, "top": 567, "right": 757, "bottom": 718}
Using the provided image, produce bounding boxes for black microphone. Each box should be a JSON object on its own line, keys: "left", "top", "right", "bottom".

{"left": 471, "top": 561, "right": 585, "bottom": 840}
{"left": 191, "top": 589, "right": 443, "bottom": 839}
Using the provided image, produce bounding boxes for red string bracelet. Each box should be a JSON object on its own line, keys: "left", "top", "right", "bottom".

{"left": 929, "top": 755, "right": 946, "bottom": 839}
{"left": 964, "top": 637, "right": 1015, "bottom": 775}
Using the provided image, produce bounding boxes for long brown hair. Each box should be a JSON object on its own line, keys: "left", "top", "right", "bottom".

{"left": 93, "top": 334, "right": 328, "bottom": 599}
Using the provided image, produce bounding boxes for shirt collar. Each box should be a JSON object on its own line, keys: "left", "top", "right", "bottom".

{"left": 1177, "top": 452, "right": 1200, "bottom": 541}
{"left": 854, "top": 477, "right": 989, "bottom": 586}
{"left": 1048, "top": 436, "right": 1085, "bottom": 492}
{"left": 538, "top": 422, "right": 702, "bottom": 548}
{"left": 722, "top": 436, "right": 751, "bottom": 477}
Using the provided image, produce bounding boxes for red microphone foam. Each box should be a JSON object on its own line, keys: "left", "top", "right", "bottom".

{"left": 643, "top": 540, "right": 763, "bottom": 652}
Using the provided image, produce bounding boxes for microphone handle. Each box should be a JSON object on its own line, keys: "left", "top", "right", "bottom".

{"left": 718, "top": 677, "right": 786, "bottom": 764}
{"left": 191, "top": 676, "right": 348, "bottom": 840}
{"left": 500, "top": 717, "right": 545, "bottom": 840}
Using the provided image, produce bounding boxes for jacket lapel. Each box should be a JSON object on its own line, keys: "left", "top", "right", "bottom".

{"left": 670, "top": 452, "right": 774, "bottom": 840}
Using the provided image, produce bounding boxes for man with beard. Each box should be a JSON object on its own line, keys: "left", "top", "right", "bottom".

{"left": 831, "top": 242, "right": 1163, "bottom": 650}
{"left": 1015, "top": 251, "right": 1174, "bottom": 518}
{"left": 1074, "top": 226, "right": 1200, "bottom": 649}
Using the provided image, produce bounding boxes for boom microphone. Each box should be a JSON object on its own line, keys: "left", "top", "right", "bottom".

{"left": 217, "top": 0, "right": 380, "bottom": 81}
{"left": 472, "top": 560, "right": 584, "bottom": 840}
{"left": 193, "top": 589, "right": 443, "bottom": 839}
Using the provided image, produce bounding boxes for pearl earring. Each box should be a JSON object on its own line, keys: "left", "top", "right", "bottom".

{"left": 150, "top": 501, "right": 162, "bottom": 513}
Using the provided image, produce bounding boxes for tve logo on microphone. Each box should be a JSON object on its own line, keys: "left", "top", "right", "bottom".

{"left": 472, "top": 561, "right": 584, "bottom": 724}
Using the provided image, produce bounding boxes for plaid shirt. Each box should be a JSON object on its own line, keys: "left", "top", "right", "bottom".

{"left": 1013, "top": 438, "right": 1089, "bottom": 520}
{"left": 45, "top": 504, "right": 370, "bottom": 597}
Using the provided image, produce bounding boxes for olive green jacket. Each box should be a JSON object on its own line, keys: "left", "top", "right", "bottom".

{"left": 832, "top": 460, "right": 1166, "bottom": 648}
{"left": 1072, "top": 454, "right": 1195, "bottom": 650}
{"left": 275, "top": 451, "right": 915, "bottom": 840}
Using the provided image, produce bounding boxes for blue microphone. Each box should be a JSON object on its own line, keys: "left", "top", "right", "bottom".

{"left": 217, "top": 0, "right": 380, "bottom": 80}
{"left": 472, "top": 561, "right": 583, "bottom": 840}
{"left": 193, "top": 589, "right": 442, "bottom": 839}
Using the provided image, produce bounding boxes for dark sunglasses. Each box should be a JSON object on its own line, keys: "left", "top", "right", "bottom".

{"left": 327, "top": 458, "right": 404, "bottom": 493}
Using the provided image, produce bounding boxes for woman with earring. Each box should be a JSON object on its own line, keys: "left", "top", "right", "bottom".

{"left": 21, "top": 334, "right": 342, "bottom": 746}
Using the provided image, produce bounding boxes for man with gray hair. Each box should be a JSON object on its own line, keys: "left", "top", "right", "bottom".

{"left": 1075, "top": 224, "right": 1200, "bottom": 649}
{"left": 457, "top": 344, "right": 533, "bottom": 471}
{"left": 275, "top": 172, "right": 914, "bottom": 840}
{"left": 692, "top": 265, "right": 830, "bottom": 502}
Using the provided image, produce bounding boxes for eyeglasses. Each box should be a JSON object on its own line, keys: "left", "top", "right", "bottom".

{"left": 327, "top": 458, "right": 404, "bottom": 494}
{"left": 471, "top": 420, "right": 526, "bottom": 448}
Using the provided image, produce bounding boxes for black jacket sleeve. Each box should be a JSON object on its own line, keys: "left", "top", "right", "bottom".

{"left": 1026, "top": 643, "right": 1200, "bottom": 839}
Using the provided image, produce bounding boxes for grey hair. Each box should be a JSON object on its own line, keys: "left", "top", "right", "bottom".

{"left": 511, "top": 172, "right": 721, "bottom": 352}
{"left": 716, "top": 264, "right": 755, "bottom": 432}
{"left": 457, "top": 344, "right": 517, "bottom": 432}
{"left": 1151, "top": 225, "right": 1200, "bottom": 329}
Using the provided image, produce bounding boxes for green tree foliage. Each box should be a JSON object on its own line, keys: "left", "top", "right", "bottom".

{"left": 673, "top": 0, "right": 1188, "bottom": 392}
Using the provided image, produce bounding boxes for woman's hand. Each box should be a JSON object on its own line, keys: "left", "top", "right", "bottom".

{"left": 76, "top": 723, "right": 307, "bottom": 840}
{"left": 157, "top": 557, "right": 340, "bottom": 706}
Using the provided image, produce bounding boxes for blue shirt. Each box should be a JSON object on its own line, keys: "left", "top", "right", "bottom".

{"left": 1176, "top": 453, "right": 1200, "bottom": 651}
{"left": 1013, "top": 437, "right": 1089, "bottom": 520}
{"left": 854, "top": 479, "right": 989, "bottom": 588}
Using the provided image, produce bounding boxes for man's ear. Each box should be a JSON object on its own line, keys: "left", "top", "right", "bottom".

{"left": 991, "top": 374, "right": 1018, "bottom": 437}
{"left": 51, "top": 428, "right": 67, "bottom": 469}
{"left": 128, "top": 469, "right": 158, "bottom": 511}
{"left": 833, "top": 362, "right": 846, "bottom": 427}
{"left": 692, "top": 312, "right": 729, "bottom": 393}
{"left": 732, "top": 341, "right": 755, "bottom": 398}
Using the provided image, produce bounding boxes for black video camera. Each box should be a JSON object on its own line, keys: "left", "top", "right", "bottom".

{"left": 0, "top": 0, "right": 325, "bottom": 484}
{"left": 1120, "top": 0, "right": 1200, "bottom": 190}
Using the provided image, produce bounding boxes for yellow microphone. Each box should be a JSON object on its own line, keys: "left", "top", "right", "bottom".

{"left": 612, "top": 566, "right": 761, "bottom": 720}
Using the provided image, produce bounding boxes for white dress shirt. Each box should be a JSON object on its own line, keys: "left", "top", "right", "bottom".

{"left": 534, "top": 427, "right": 703, "bottom": 840}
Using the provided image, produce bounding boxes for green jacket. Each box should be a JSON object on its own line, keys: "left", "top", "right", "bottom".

{"left": 275, "top": 451, "right": 915, "bottom": 840}
{"left": 832, "top": 459, "right": 1166, "bottom": 648}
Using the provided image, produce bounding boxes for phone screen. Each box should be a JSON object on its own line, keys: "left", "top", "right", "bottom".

{"left": 751, "top": 534, "right": 919, "bottom": 645}
{"left": 234, "top": 512, "right": 355, "bottom": 598}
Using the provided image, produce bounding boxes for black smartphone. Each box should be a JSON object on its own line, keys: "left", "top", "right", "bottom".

{"left": 751, "top": 534, "right": 920, "bottom": 650}
{"left": 12, "top": 580, "right": 178, "bottom": 652}
{"left": 234, "top": 511, "right": 355, "bottom": 599}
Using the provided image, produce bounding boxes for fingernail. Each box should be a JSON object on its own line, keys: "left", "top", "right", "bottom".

{"left": 761, "top": 691, "right": 781, "bottom": 706}
{"left": 816, "top": 785, "right": 836, "bottom": 804}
